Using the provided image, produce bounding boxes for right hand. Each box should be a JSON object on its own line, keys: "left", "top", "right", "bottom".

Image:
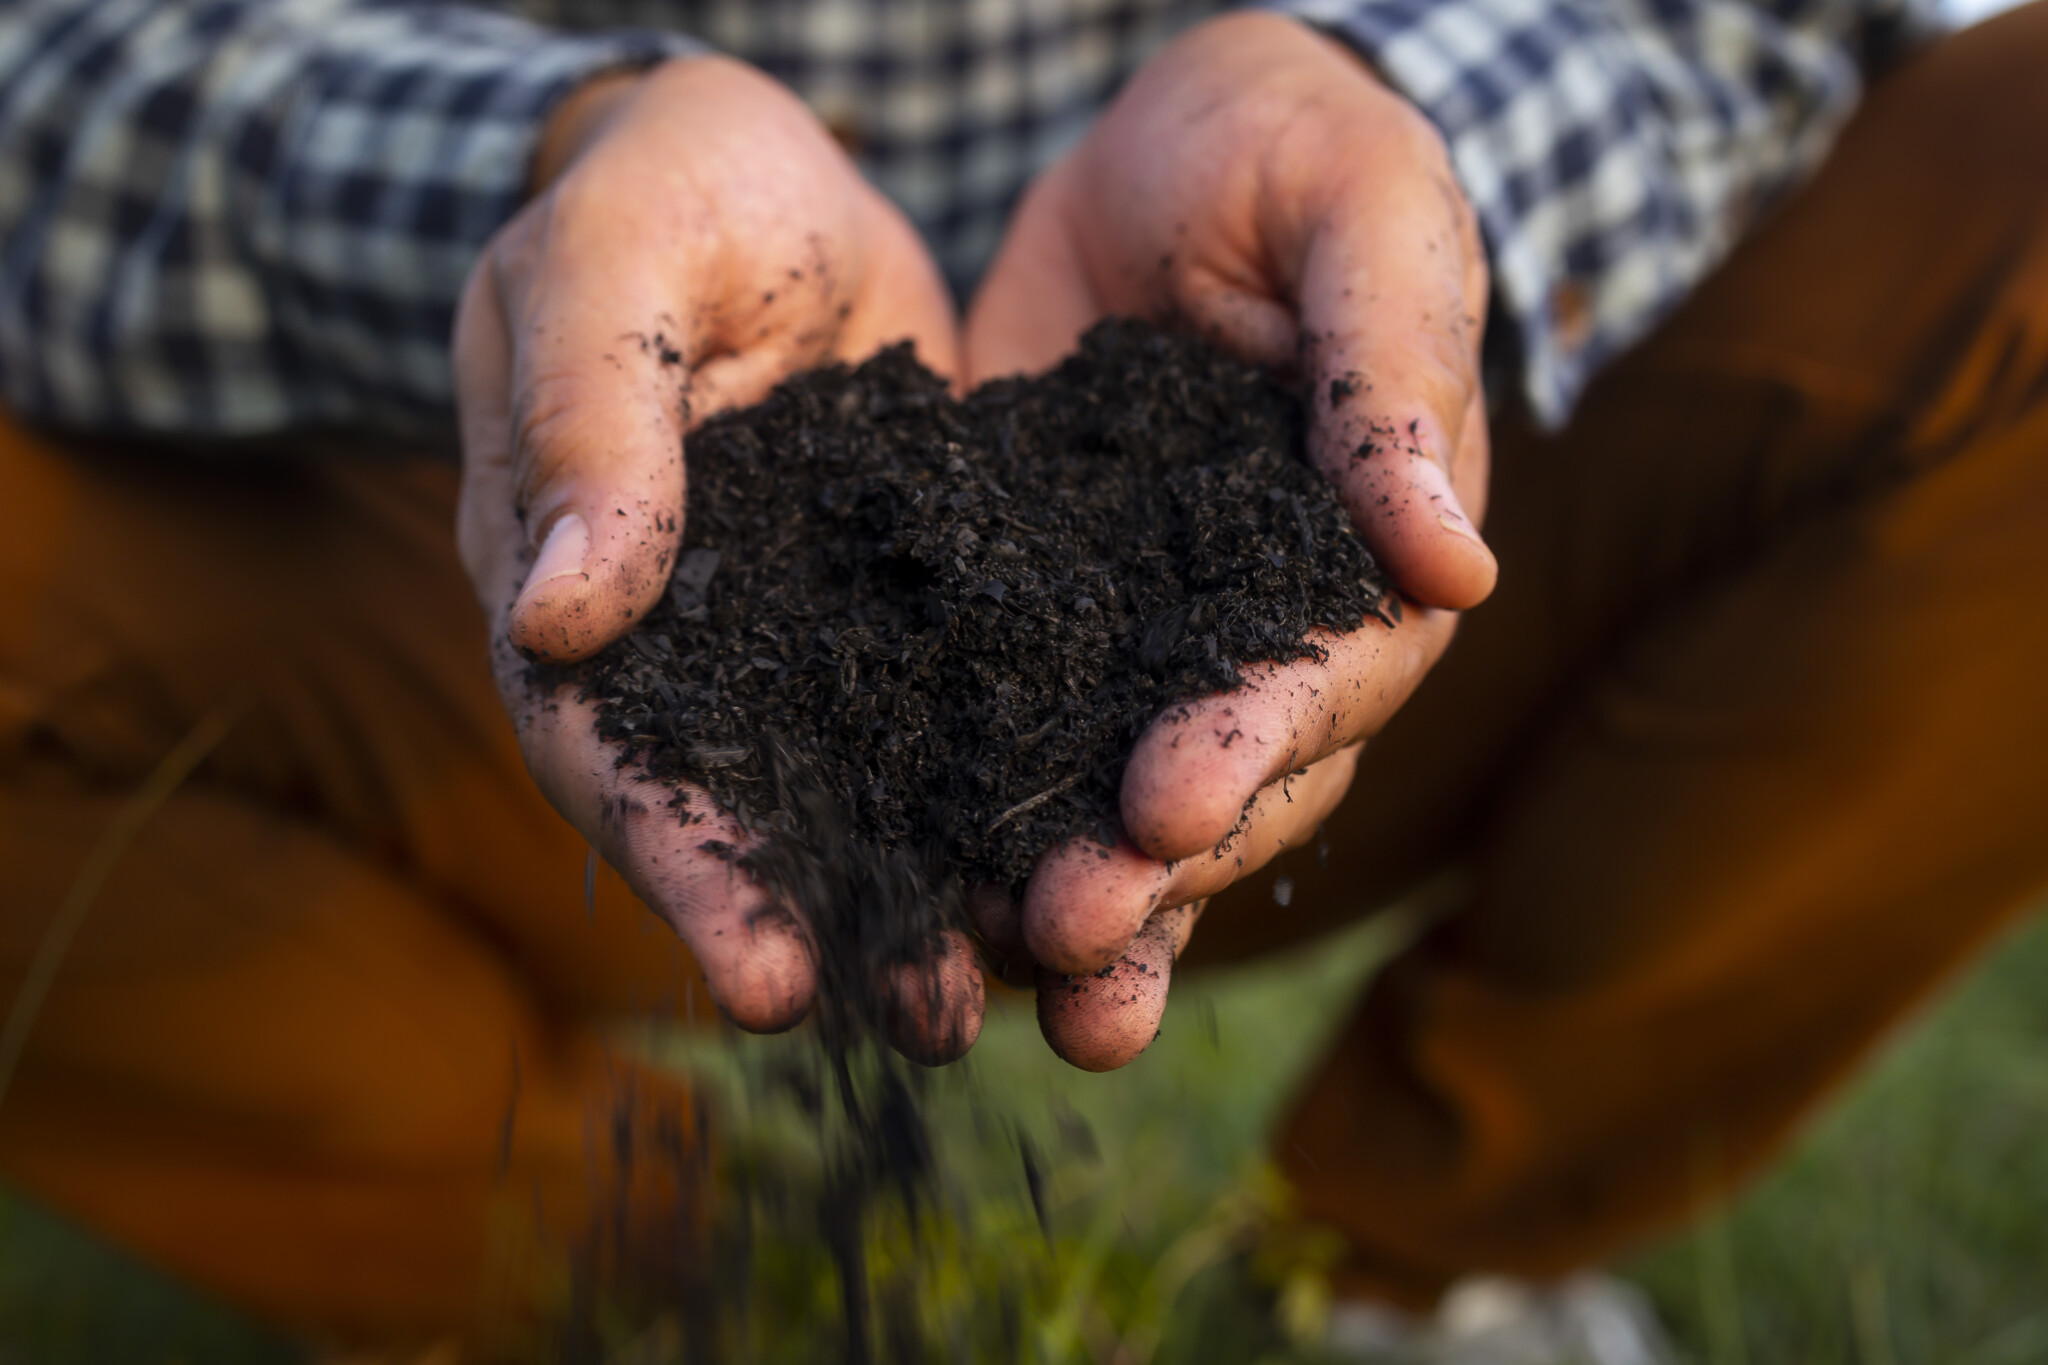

{"left": 453, "top": 56, "right": 982, "bottom": 1060}
{"left": 965, "top": 12, "right": 1495, "bottom": 1070}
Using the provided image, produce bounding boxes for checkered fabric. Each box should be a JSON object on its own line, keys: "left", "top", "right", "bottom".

{"left": 0, "top": 0, "right": 1937, "bottom": 436}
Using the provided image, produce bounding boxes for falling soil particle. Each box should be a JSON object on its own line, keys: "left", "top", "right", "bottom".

{"left": 550, "top": 320, "right": 1392, "bottom": 1360}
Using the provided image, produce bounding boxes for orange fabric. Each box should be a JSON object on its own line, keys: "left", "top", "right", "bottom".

{"left": 1, "top": 1, "right": 2045, "bottom": 1346}
{"left": 1188, "top": 2, "right": 2048, "bottom": 1308}
{"left": 0, "top": 436, "right": 715, "bottom": 1352}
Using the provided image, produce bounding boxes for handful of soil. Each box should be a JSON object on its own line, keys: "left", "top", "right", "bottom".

{"left": 563, "top": 318, "right": 1388, "bottom": 955}
{"left": 556, "top": 320, "right": 1393, "bottom": 1360}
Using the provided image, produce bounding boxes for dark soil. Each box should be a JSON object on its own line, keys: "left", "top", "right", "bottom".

{"left": 565, "top": 318, "right": 1387, "bottom": 904}
{"left": 553, "top": 319, "right": 1389, "bottom": 1362}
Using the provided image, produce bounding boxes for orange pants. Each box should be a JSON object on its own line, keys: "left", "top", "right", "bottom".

{"left": 0, "top": 446, "right": 714, "bottom": 1351}
{"left": 3, "top": 0, "right": 2048, "bottom": 1349}
{"left": 1190, "top": 0, "right": 2048, "bottom": 1308}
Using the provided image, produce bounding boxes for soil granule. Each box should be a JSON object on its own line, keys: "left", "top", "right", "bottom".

{"left": 563, "top": 319, "right": 1390, "bottom": 919}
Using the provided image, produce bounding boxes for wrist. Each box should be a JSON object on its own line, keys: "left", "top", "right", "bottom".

{"left": 529, "top": 66, "right": 651, "bottom": 195}
{"left": 1249, "top": 7, "right": 1394, "bottom": 87}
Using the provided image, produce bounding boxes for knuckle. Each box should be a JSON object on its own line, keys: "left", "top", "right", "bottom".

{"left": 486, "top": 202, "right": 549, "bottom": 281}
{"left": 509, "top": 371, "right": 607, "bottom": 511}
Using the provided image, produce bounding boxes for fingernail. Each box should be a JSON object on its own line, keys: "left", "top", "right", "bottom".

{"left": 523, "top": 512, "right": 589, "bottom": 596}
{"left": 1409, "top": 458, "right": 1486, "bottom": 547}
{"left": 1438, "top": 509, "right": 1486, "bottom": 545}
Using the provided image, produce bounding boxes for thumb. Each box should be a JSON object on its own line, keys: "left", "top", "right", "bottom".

{"left": 1295, "top": 122, "right": 1497, "bottom": 611}
{"left": 486, "top": 191, "right": 692, "bottom": 664}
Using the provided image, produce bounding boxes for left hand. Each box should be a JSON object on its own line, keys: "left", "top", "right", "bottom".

{"left": 455, "top": 57, "right": 979, "bottom": 1060}
{"left": 965, "top": 11, "right": 1497, "bottom": 1069}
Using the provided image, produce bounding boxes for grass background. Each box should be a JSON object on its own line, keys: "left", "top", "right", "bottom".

{"left": 2, "top": 906, "right": 2044, "bottom": 1364}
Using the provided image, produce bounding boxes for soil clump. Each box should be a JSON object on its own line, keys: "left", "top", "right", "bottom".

{"left": 566, "top": 318, "right": 1387, "bottom": 915}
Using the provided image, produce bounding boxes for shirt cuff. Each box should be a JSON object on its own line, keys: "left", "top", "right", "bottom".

{"left": 1257, "top": 0, "right": 1873, "bottom": 427}
{"left": 0, "top": 0, "right": 702, "bottom": 436}
{"left": 246, "top": 5, "right": 703, "bottom": 433}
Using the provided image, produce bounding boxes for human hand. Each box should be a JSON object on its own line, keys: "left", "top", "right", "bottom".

{"left": 454, "top": 56, "right": 982, "bottom": 1060}
{"left": 965, "top": 12, "right": 1496, "bottom": 1069}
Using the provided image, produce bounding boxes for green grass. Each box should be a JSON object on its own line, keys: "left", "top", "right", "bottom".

{"left": 4, "top": 909, "right": 2046, "bottom": 1363}
{"left": 1627, "top": 912, "right": 2048, "bottom": 1365}
{"left": 0, "top": 1190, "right": 300, "bottom": 1365}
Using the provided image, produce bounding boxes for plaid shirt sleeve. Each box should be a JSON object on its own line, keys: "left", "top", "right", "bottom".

{"left": 1264, "top": 0, "right": 1939, "bottom": 426}
{"left": 2, "top": 0, "right": 1940, "bottom": 438}
{"left": 0, "top": 0, "right": 695, "bottom": 435}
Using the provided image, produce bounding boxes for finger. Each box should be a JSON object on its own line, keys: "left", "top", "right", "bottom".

{"left": 1022, "top": 829, "right": 1173, "bottom": 975}
{"left": 453, "top": 264, "right": 525, "bottom": 613}
{"left": 835, "top": 186, "right": 965, "bottom": 382}
{"left": 683, "top": 243, "right": 861, "bottom": 421}
{"left": 1029, "top": 745, "right": 1358, "bottom": 972}
{"left": 679, "top": 204, "right": 957, "bottom": 422}
{"left": 1150, "top": 743, "right": 1359, "bottom": 904}
{"left": 1294, "top": 104, "right": 1497, "bottom": 611}
{"left": 1122, "top": 612, "right": 1448, "bottom": 861}
{"left": 884, "top": 927, "right": 987, "bottom": 1066}
{"left": 1036, "top": 900, "right": 1203, "bottom": 1072}
{"left": 962, "top": 166, "right": 1102, "bottom": 383}
{"left": 510, "top": 678, "right": 817, "bottom": 1032}
{"left": 966, "top": 881, "right": 1033, "bottom": 985}
{"left": 485, "top": 183, "right": 692, "bottom": 664}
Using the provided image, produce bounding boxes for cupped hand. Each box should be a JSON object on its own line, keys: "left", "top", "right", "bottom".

{"left": 964, "top": 12, "right": 1496, "bottom": 1069}
{"left": 455, "top": 56, "right": 982, "bottom": 1059}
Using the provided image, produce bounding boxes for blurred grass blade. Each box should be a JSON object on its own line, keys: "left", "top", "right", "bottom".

{"left": 1955, "top": 1306, "right": 2048, "bottom": 1365}
{"left": 0, "top": 699, "right": 245, "bottom": 1112}
{"left": 1689, "top": 1135, "right": 1751, "bottom": 1365}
